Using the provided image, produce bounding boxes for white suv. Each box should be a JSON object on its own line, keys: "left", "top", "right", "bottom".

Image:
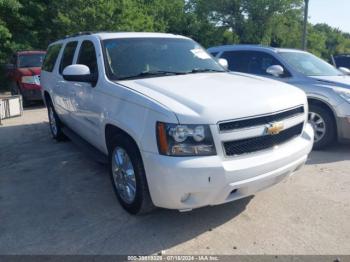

{"left": 41, "top": 32, "right": 314, "bottom": 214}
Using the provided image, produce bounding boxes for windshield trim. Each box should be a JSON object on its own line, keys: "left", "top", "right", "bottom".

{"left": 101, "top": 37, "right": 225, "bottom": 82}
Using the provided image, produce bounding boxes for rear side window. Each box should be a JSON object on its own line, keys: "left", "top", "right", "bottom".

{"left": 210, "top": 51, "right": 219, "bottom": 57}
{"left": 77, "top": 40, "right": 98, "bottom": 76}
{"left": 335, "top": 56, "right": 350, "bottom": 68}
{"left": 59, "top": 41, "right": 78, "bottom": 74}
{"left": 221, "top": 51, "right": 249, "bottom": 72}
{"left": 42, "top": 44, "right": 62, "bottom": 72}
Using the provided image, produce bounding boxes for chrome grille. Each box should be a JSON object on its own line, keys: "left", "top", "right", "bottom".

{"left": 219, "top": 106, "right": 304, "bottom": 132}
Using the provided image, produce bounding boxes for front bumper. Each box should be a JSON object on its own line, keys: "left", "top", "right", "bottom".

{"left": 337, "top": 116, "right": 350, "bottom": 142}
{"left": 335, "top": 102, "right": 350, "bottom": 142}
{"left": 142, "top": 124, "right": 314, "bottom": 210}
{"left": 21, "top": 84, "right": 42, "bottom": 101}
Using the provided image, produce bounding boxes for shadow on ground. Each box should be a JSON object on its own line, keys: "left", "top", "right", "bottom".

{"left": 23, "top": 101, "right": 45, "bottom": 110}
{"left": 0, "top": 122, "right": 252, "bottom": 254}
{"left": 306, "top": 143, "right": 350, "bottom": 165}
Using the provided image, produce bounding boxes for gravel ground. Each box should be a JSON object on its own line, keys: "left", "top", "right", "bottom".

{"left": 0, "top": 106, "right": 349, "bottom": 255}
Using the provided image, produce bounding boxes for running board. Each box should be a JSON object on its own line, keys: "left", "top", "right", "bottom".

{"left": 62, "top": 127, "right": 108, "bottom": 164}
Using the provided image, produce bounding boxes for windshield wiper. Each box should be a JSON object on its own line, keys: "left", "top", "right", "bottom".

{"left": 189, "top": 68, "right": 226, "bottom": 74}
{"left": 118, "top": 70, "right": 187, "bottom": 80}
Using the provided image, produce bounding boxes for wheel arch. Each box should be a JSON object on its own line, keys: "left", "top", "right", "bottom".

{"left": 104, "top": 124, "right": 142, "bottom": 156}
{"left": 43, "top": 90, "right": 52, "bottom": 106}
{"left": 307, "top": 97, "right": 338, "bottom": 138}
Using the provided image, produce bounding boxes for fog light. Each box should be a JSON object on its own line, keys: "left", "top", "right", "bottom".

{"left": 180, "top": 193, "right": 191, "bottom": 203}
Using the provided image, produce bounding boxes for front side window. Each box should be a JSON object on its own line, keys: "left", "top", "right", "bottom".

{"left": 59, "top": 41, "right": 78, "bottom": 74}
{"left": 222, "top": 51, "right": 290, "bottom": 77}
{"left": 42, "top": 44, "right": 62, "bottom": 72}
{"left": 18, "top": 53, "right": 45, "bottom": 68}
{"left": 279, "top": 51, "right": 342, "bottom": 76}
{"left": 77, "top": 40, "right": 98, "bottom": 76}
{"left": 103, "top": 38, "right": 225, "bottom": 80}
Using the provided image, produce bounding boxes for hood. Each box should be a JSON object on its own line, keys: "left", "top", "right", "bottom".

{"left": 17, "top": 67, "right": 41, "bottom": 76}
{"left": 310, "top": 75, "right": 350, "bottom": 89}
{"left": 119, "top": 72, "right": 307, "bottom": 124}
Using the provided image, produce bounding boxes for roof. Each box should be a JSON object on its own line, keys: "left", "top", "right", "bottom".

{"left": 63, "top": 31, "right": 189, "bottom": 41}
{"left": 96, "top": 32, "right": 189, "bottom": 40}
{"left": 207, "top": 44, "right": 306, "bottom": 54}
{"left": 16, "top": 50, "right": 46, "bottom": 55}
{"left": 334, "top": 54, "right": 350, "bottom": 57}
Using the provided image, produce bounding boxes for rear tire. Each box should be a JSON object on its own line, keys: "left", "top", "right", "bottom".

{"left": 47, "top": 100, "right": 66, "bottom": 141}
{"left": 108, "top": 134, "right": 155, "bottom": 215}
{"left": 308, "top": 104, "right": 336, "bottom": 150}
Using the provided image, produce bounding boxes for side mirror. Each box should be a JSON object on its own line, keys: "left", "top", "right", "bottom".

{"left": 338, "top": 67, "right": 350, "bottom": 75}
{"left": 266, "top": 65, "right": 284, "bottom": 77}
{"left": 62, "top": 64, "right": 97, "bottom": 84}
{"left": 217, "top": 58, "right": 228, "bottom": 70}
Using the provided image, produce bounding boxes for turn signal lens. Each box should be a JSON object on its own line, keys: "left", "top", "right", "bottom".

{"left": 156, "top": 122, "right": 169, "bottom": 155}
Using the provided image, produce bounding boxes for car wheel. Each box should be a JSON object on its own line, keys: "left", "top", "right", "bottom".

{"left": 109, "top": 134, "right": 154, "bottom": 215}
{"left": 47, "top": 101, "right": 66, "bottom": 141}
{"left": 10, "top": 82, "right": 19, "bottom": 95}
{"left": 308, "top": 104, "right": 336, "bottom": 150}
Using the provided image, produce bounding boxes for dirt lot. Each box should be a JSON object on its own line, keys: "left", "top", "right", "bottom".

{"left": 0, "top": 106, "right": 349, "bottom": 255}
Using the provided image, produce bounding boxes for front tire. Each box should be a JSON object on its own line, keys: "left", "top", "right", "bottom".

{"left": 108, "top": 134, "right": 154, "bottom": 215}
{"left": 308, "top": 104, "right": 336, "bottom": 150}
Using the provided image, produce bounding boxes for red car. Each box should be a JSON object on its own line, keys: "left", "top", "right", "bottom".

{"left": 6, "top": 50, "right": 46, "bottom": 104}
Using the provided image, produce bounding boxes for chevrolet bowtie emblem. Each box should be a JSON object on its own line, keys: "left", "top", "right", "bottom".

{"left": 266, "top": 122, "right": 284, "bottom": 135}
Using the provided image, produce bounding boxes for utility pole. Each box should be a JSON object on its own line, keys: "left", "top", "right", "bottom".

{"left": 302, "top": 0, "right": 309, "bottom": 50}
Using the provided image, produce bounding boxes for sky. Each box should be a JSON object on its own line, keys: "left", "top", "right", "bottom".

{"left": 308, "top": 0, "right": 350, "bottom": 34}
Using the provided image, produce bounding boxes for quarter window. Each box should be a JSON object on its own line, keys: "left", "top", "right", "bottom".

{"left": 77, "top": 41, "right": 98, "bottom": 76}
{"left": 42, "top": 44, "right": 62, "bottom": 72}
{"left": 59, "top": 41, "right": 78, "bottom": 74}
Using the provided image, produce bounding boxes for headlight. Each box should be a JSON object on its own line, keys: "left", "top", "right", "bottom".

{"left": 21, "top": 75, "right": 40, "bottom": 85}
{"left": 156, "top": 122, "right": 216, "bottom": 156}
{"left": 334, "top": 87, "right": 350, "bottom": 103}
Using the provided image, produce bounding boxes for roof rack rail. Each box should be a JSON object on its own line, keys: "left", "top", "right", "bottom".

{"left": 64, "top": 32, "right": 93, "bottom": 39}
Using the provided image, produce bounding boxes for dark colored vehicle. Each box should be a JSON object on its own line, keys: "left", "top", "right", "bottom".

{"left": 6, "top": 51, "right": 46, "bottom": 104}
{"left": 332, "top": 54, "right": 350, "bottom": 69}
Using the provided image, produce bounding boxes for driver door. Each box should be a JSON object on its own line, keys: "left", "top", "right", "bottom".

{"left": 69, "top": 40, "right": 102, "bottom": 148}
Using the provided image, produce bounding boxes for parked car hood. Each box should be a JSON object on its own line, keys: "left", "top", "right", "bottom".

{"left": 119, "top": 72, "right": 307, "bottom": 124}
{"left": 310, "top": 75, "right": 350, "bottom": 89}
{"left": 17, "top": 67, "right": 41, "bottom": 76}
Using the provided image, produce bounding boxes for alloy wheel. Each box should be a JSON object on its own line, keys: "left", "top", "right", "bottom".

{"left": 111, "top": 147, "right": 137, "bottom": 204}
{"left": 308, "top": 111, "right": 326, "bottom": 143}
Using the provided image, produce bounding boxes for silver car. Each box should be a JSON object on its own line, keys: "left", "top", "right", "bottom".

{"left": 208, "top": 45, "right": 350, "bottom": 149}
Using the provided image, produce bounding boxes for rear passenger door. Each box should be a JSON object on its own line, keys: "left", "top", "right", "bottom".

{"left": 41, "top": 43, "right": 64, "bottom": 115}
{"left": 56, "top": 41, "right": 78, "bottom": 126}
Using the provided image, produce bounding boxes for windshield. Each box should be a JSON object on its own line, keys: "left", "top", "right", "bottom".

{"left": 279, "top": 51, "right": 342, "bottom": 76}
{"left": 103, "top": 38, "right": 225, "bottom": 80}
{"left": 18, "top": 54, "right": 45, "bottom": 68}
